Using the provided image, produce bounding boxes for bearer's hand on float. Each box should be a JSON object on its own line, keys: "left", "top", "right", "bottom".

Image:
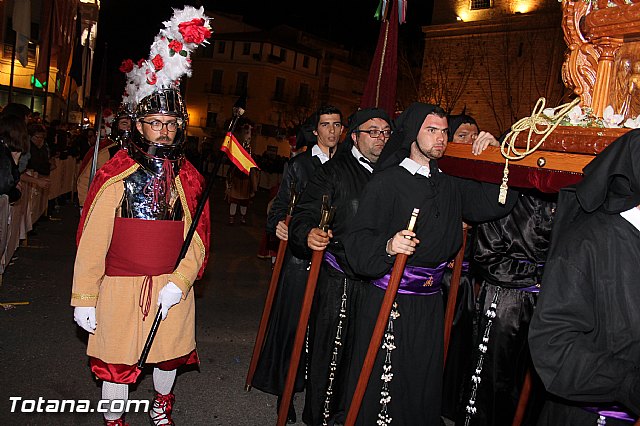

{"left": 74, "top": 307, "right": 96, "bottom": 333}
{"left": 307, "top": 227, "right": 333, "bottom": 251}
{"left": 275, "top": 220, "right": 288, "bottom": 241}
{"left": 471, "top": 131, "right": 500, "bottom": 156}
{"left": 158, "top": 282, "right": 183, "bottom": 320}
{"left": 386, "top": 230, "right": 419, "bottom": 256}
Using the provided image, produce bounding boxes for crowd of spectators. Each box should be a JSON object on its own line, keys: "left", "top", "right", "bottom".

{"left": 0, "top": 103, "right": 105, "bottom": 214}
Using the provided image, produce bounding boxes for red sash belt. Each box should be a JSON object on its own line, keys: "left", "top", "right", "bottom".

{"left": 105, "top": 217, "right": 184, "bottom": 276}
{"left": 105, "top": 217, "right": 184, "bottom": 319}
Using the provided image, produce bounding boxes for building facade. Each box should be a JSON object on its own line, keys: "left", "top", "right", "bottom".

{"left": 422, "top": 0, "right": 571, "bottom": 136}
{"left": 187, "top": 12, "right": 368, "bottom": 157}
{"left": 0, "top": 0, "right": 98, "bottom": 123}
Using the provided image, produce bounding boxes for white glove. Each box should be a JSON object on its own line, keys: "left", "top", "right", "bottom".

{"left": 158, "top": 282, "right": 183, "bottom": 320}
{"left": 73, "top": 307, "right": 96, "bottom": 333}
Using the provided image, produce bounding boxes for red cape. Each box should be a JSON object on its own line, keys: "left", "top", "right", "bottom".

{"left": 77, "top": 150, "right": 211, "bottom": 279}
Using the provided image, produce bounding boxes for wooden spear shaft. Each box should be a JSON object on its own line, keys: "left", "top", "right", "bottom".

{"left": 245, "top": 184, "right": 298, "bottom": 391}
{"left": 443, "top": 222, "right": 469, "bottom": 368}
{"left": 277, "top": 197, "right": 335, "bottom": 426}
{"left": 511, "top": 369, "right": 532, "bottom": 426}
{"left": 345, "top": 208, "right": 420, "bottom": 426}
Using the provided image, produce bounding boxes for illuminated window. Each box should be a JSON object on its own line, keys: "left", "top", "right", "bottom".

{"left": 470, "top": 0, "right": 491, "bottom": 10}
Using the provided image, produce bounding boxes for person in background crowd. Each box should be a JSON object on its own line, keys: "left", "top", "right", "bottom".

{"left": 528, "top": 130, "right": 640, "bottom": 425}
{"left": 71, "top": 7, "right": 212, "bottom": 425}
{"left": 75, "top": 107, "right": 132, "bottom": 212}
{"left": 22, "top": 123, "right": 53, "bottom": 217}
{"left": 251, "top": 106, "right": 342, "bottom": 423}
{"left": 455, "top": 123, "right": 552, "bottom": 426}
{"left": 288, "top": 107, "right": 392, "bottom": 425}
{"left": 226, "top": 119, "right": 260, "bottom": 225}
{"left": 0, "top": 113, "right": 30, "bottom": 203}
{"left": 441, "top": 112, "right": 501, "bottom": 421}
{"left": 1, "top": 102, "right": 31, "bottom": 124}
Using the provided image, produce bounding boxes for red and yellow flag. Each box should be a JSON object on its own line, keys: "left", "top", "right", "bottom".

{"left": 220, "top": 131, "right": 259, "bottom": 175}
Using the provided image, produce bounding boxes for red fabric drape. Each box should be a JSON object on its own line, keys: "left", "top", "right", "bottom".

{"left": 360, "top": 1, "right": 398, "bottom": 117}
{"left": 438, "top": 156, "right": 584, "bottom": 193}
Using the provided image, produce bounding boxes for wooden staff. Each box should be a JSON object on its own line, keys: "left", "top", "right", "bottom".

{"left": 511, "top": 369, "right": 532, "bottom": 426}
{"left": 443, "top": 222, "right": 469, "bottom": 368}
{"left": 245, "top": 181, "right": 298, "bottom": 391}
{"left": 344, "top": 208, "right": 420, "bottom": 426}
{"left": 277, "top": 196, "right": 335, "bottom": 426}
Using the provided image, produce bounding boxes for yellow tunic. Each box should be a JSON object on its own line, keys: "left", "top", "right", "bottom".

{"left": 71, "top": 175, "right": 205, "bottom": 365}
{"left": 76, "top": 145, "right": 114, "bottom": 208}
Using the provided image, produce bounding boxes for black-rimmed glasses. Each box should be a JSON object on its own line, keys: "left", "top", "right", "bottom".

{"left": 139, "top": 120, "right": 180, "bottom": 132}
{"left": 356, "top": 129, "right": 392, "bottom": 138}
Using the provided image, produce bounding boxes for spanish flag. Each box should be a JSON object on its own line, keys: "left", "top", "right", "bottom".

{"left": 220, "top": 131, "right": 259, "bottom": 175}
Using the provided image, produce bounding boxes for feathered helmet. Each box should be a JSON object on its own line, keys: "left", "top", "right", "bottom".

{"left": 119, "top": 6, "right": 212, "bottom": 163}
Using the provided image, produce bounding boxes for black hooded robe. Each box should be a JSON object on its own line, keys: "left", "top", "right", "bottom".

{"left": 457, "top": 190, "right": 556, "bottom": 426}
{"left": 528, "top": 129, "right": 640, "bottom": 425}
{"left": 288, "top": 149, "right": 374, "bottom": 426}
{"left": 251, "top": 148, "right": 323, "bottom": 396}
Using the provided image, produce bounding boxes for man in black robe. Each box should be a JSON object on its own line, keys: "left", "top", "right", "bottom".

{"left": 288, "top": 107, "right": 392, "bottom": 425}
{"left": 251, "top": 105, "right": 343, "bottom": 423}
{"left": 528, "top": 129, "right": 640, "bottom": 425}
{"left": 341, "top": 103, "right": 517, "bottom": 425}
{"left": 456, "top": 188, "right": 554, "bottom": 426}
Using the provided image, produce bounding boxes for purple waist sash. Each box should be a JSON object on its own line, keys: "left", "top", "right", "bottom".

{"left": 371, "top": 262, "right": 447, "bottom": 296}
{"left": 323, "top": 251, "right": 344, "bottom": 274}
{"left": 584, "top": 406, "right": 637, "bottom": 423}
{"left": 519, "top": 284, "right": 541, "bottom": 293}
{"left": 446, "top": 260, "right": 470, "bottom": 273}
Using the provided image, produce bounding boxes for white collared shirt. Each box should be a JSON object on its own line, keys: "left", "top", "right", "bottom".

{"left": 312, "top": 144, "right": 331, "bottom": 164}
{"left": 400, "top": 157, "right": 431, "bottom": 177}
{"left": 351, "top": 146, "right": 373, "bottom": 173}
{"left": 620, "top": 206, "right": 640, "bottom": 231}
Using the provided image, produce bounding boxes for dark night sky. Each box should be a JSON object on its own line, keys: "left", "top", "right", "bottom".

{"left": 93, "top": 0, "right": 434, "bottom": 103}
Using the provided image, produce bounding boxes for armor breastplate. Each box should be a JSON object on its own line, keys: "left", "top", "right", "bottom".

{"left": 119, "top": 168, "right": 183, "bottom": 220}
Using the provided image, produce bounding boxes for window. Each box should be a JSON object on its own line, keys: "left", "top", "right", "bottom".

{"left": 303, "top": 56, "right": 310, "bottom": 68}
{"left": 470, "top": 0, "right": 491, "bottom": 10}
{"left": 217, "top": 41, "right": 226, "bottom": 54}
{"left": 242, "top": 42, "right": 251, "bottom": 55}
{"left": 235, "top": 72, "right": 248, "bottom": 95}
{"left": 274, "top": 77, "right": 285, "bottom": 101}
{"left": 210, "top": 70, "right": 223, "bottom": 93}
{"left": 206, "top": 112, "right": 217, "bottom": 128}
{"left": 298, "top": 83, "right": 311, "bottom": 106}
{"left": 280, "top": 48, "right": 287, "bottom": 61}
{"left": 200, "top": 42, "right": 214, "bottom": 58}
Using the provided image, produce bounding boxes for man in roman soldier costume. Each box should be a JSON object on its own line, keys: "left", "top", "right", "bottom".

{"left": 71, "top": 6, "right": 212, "bottom": 425}
{"left": 110, "top": 102, "right": 134, "bottom": 154}
{"left": 77, "top": 103, "right": 135, "bottom": 212}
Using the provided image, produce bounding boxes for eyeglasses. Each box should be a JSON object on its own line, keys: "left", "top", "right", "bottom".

{"left": 425, "top": 126, "right": 448, "bottom": 137}
{"left": 139, "top": 120, "right": 180, "bottom": 132}
{"left": 356, "top": 129, "right": 392, "bottom": 138}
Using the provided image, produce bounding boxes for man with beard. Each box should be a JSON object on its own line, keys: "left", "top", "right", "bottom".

{"left": 71, "top": 7, "right": 212, "bottom": 425}
{"left": 288, "top": 107, "right": 392, "bottom": 425}
{"left": 341, "top": 103, "right": 517, "bottom": 425}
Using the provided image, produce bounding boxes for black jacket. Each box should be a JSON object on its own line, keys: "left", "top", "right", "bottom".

{"left": 288, "top": 150, "right": 372, "bottom": 279}
{"left": 266, "top": 150, "right": 322, "bottom": 234}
